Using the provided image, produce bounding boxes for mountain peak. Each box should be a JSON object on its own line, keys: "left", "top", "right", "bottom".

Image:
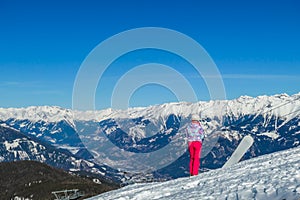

{"left": 0, "top": 92, "right": 299, "bottom": 123}
{"left": 0, "top": 106, "right": 72, "bottom": 123}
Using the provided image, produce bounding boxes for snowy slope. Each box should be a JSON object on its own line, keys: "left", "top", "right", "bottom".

{"left": 88, "top": 146, "right": 300, "bottom": 200}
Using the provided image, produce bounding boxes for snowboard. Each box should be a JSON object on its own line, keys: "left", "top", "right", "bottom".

{"left": 222, "top": 135, "right": 254, "bottom": 169}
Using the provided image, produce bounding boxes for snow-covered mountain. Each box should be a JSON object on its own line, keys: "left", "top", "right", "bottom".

{"left": 1, "top": 93, "right": 298, "bottom": 123}
{"left": 0, "top": 123, "right": 122, "bottom": 182}
{"left": 0, "top": 92, "right": 300, "bottom": 182}
{"left": 87, "top": 145, "right": 300, "bottom": 200}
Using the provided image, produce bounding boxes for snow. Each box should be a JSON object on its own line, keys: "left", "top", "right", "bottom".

{"left": 12, "top": 196, "right": 32, "bottom": 200}
{"left": 0, "top": 106, "right": 71, "bottom": 121}
{"left": 257, "top": 131, "right": 280, "bottom": 139}
{"left": 88, "top": 146, "right": 300, "bottom": 200}
{"left": 4, "top": 140, "right": 20, "bottom": 150}
{"left": 56, "top": 145, "right": 81, "bottom": 155}
{"left": 0, "top": 93, "right": 299, "bottom": 125}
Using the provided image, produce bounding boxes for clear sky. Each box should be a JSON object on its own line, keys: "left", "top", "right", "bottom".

{"left": 0, "top": 0, "right": 300, "bottom": 110}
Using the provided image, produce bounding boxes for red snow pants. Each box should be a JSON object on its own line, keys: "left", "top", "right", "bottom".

{"left": 188, "top": 141, "right": 202, "bottom": 176}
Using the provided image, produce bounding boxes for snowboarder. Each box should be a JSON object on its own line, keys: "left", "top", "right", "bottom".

{"left": 186, "top": 114, "right": 205, "bottom": 176}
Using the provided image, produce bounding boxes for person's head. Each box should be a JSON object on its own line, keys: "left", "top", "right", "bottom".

{"left": 191, "top": 114, "right": 200, "bottom": 122}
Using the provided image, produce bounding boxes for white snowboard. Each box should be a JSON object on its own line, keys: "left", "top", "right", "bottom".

{"left": 222, "top": 135, "right": 254, "bottom": 169}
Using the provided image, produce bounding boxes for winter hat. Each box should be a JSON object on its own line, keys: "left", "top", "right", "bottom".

{"left": 191, "top": 114, "right": 200, "bottom": 121}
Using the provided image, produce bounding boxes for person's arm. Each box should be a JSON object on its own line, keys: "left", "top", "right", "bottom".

{"left": 199, "top": 125, "right": 205, "bottom": 140}
{"left": 186, "top": 127, "right": 191, "bottom": 146}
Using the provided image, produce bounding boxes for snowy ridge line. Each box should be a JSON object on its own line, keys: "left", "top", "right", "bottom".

{"left": 0, "top": 122, "right": 22, "bottom": 133}
{"left": 88, "top": 146, "right": 300, "bottom": 200}
{"left": 0, "top": 93, "right": 300, "bottom": 123}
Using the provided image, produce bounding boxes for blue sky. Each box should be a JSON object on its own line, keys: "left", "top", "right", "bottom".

{"left": 0, "top": 0, "right": 299, "bottom": 109}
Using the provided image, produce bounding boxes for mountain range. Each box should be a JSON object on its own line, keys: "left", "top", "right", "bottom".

{"left": 0, "top": 93, "right": 300, "bottom": 182}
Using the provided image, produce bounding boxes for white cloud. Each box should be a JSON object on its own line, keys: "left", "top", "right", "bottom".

{"left": 0, "top": 81, "right": 41, "bottom": 87}
{"left": 203, "top": 74, "right": 300, "bottom": 80}
{"left": 0, "top": 81, "right": 22, "bottom": 86}
{"left": 30, "top": 90, "right": 64, "bottom": 95}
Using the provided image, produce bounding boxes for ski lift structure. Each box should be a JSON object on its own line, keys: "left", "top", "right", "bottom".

{"left": 51, "top": 189, "right": 84, "bottom": 200}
